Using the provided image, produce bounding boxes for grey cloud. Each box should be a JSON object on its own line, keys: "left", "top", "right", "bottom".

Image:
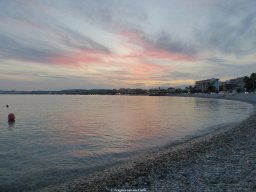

{"left": 0, "top": 32, "right": 108, "bottom": 65}
{"left": 196, "top": 0, "right": 256, "bottom": 55}
{"left": 169, "top": 72, "right": 194, "bottom": 78}
{"left": 212, "top": 63, "right": 256, "bottom": 78}
{"left": 70, "top": 0, "right": 147, "bottom": 28}
{"left": 2, "top": 70, "right": 71, "bottom": 80}
{"left": 195, "top": 62, "right": 256, "bottom": 80}
{"left": 56, "top": 26, "right": 110, "bottom": 53}
{"left": 154, "top": 32, "right": 198, "bottom": 56}
{"left": 0, "top": 34, "right": 60, "bottom": 63}
{"left": 123, "top": 0, "right": 256, "bottom": 58}
{"left": 0, "top": 0, "right": 111, "bottom": 64}
{"left": 149, "top": 0, "right": 256, "bottom": 57}
{"left": 151, "top": 72, "right": 195, "bottom": 81}
{"left": 206, "top": 57, "right": 229, "bottom": 64}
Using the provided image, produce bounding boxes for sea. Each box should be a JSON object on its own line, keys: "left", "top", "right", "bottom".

{"left": 0, "top": 95, "right": 253, "bottom": 191}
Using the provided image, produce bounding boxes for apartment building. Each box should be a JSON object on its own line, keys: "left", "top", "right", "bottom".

{"left": 223, "top": 77, "right": 245, "bottom": 92}
{"left": 195, "top": 78, "right": 220, "bottom": 92}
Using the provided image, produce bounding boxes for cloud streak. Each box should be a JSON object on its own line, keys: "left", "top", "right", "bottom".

{"left": 0, "top": 0, "right": 255, "bottom": 90}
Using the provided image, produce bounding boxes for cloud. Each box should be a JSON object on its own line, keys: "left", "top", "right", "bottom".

{"left": 195, "top": 0, "right": 256, "bottom": 55}
{"left": 0, "top": 34, "right": 60, "bottom": 63}
{"left": 154, "top": 32, "right": 198, "bottom": 56}
{"left": 1, "top": 0, "right": 256, "bottom": 90}
{"left": 206, "top": 57, "right": 229, "bottom": 64}
{"left": 0, "top": 1, "right": 111, "bottom": 67}
{"left": 120, "top": 29, "right": 196, "bottom": 61}
{"left": 208, "top": 63, "right": 256, "bottom": 79}
{"left": 0, "top": 32, "right": 110, "bottom": 68}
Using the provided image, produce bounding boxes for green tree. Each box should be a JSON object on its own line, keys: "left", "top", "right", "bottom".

{"left": 207, "top": 85, "right": 216, "bottom": 93}
{"left": 250, "top": 73, "right": 256, "bottom": 91}
{"left": 244, "top": 76, "right": 252, "bottom": 91}
{"left": 244, "top": 73, "right": 256, "bottom": 92}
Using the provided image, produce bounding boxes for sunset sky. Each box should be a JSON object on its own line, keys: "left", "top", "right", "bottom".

{"left": 0, "top": 0, "right": 255, "bottom": 90}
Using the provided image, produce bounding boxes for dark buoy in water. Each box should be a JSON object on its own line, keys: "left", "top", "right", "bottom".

{"left": 8, "top": 113, "right": 15, "bottom": 122}
{"left": 6, "top": 105, "right": 9, "bottom": 108}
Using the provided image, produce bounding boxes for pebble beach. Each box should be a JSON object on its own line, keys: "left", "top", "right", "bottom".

{"left": 42, "top": 93, "right": 256, "bottom": 192}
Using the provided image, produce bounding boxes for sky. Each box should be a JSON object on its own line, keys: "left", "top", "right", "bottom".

{"left": 0, "top": 0, "right": 256, "bottom": 90}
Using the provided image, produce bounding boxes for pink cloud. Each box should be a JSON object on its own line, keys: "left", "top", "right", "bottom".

{"left": 49, "top": 50, "right": 107, "bottom": 67}
{"left": 120, "top": 29, "right": 195, "bottom": 61}
{"left": 130, "top": 62, "right": 168, "bottom": 76}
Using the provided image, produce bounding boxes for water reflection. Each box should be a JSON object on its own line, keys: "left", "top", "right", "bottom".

{"left": 8, "top": 122, "right": 15, "bottom": 128}
{"left": 42, "top": 96, "right": 253, "bottom": 156}
{"left": 0, "top": 95, "right": 253, "bottom": 191}
{"left": 55, "top": 96, "right": 165, "bottom": 154}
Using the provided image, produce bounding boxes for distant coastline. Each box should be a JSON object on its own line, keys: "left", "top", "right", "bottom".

{"left": 0, "top": 89, "right": 152, "bottom": 95}
{"left": 1, "top": 72, "right": 255, "bottom": 96}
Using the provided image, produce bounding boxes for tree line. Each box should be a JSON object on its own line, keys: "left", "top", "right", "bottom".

{"left": 244, "top": 73, "right": 256, "bottom": 92}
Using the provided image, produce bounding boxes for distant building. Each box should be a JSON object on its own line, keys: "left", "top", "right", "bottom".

{"left": 195, "top": 78, "right": 220, "bottom": 92}
{"left": 224, "top": 77, "right": 245, "bottom": 92}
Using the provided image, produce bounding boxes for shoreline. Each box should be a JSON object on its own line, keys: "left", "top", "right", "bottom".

{"left": 169, "top": 92, "right": 256, "bottom": 104}
{"left": 42, "top": 94, "right": 256, "bottom": 192}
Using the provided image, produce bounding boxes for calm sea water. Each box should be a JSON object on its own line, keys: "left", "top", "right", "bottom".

{"left": 0, "top": 95, "right": 253, "bottom": 191}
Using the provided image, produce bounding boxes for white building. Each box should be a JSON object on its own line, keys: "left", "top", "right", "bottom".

{"left": 225, "top": 77, "right": 245, "bottom": 92}
{"left": 195, "top": 78, "right": 220, "bottom": 92}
